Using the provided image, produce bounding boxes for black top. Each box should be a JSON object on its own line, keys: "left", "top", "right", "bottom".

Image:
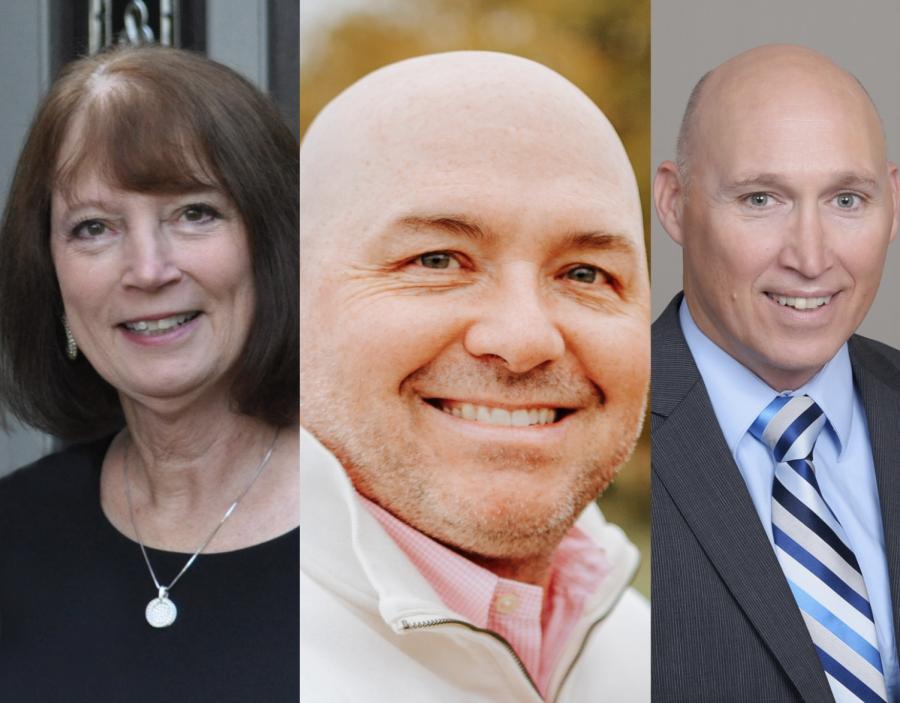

{"left": 0, "top": 437, "right": 298, "bottom": 703}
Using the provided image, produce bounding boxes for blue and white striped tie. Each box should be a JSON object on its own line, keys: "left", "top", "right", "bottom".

{"left": 750, "top": 395, "right": 887, "bottom": 703}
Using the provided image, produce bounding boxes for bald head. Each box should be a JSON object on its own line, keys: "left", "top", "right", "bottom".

{"left": 300, "top": 51, "right": 642, "bottom": 272}
{"left": 676, "top": 44, "right": 885, "bottom": 188}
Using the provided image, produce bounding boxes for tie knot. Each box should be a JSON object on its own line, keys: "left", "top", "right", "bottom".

{"left": 749, "top": 394, "right": 826, "bottom": 462}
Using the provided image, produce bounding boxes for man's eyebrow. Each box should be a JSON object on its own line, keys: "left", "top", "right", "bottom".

{"left": 394, "top": 216, "right": 638, "bottom": 255}
{"left": 829, "top": 170, "right": 882, "bottom": 191}
{"left": 558, "top": 230, "right": 639, "bottom": 256}
{"left": 723, "top": 173, "right": 790, "bottom": 191}
{"left": 396, "top": 215, "right": 490, "bottom": 241}
{"left": 723, "top": 171, "right": 882, "bottom": 192}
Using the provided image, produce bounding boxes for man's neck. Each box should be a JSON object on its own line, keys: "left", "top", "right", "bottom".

{"left": 457, "top": 550, "right": 555, "bottom": 593}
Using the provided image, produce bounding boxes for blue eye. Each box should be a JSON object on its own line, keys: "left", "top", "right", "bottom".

{"left": 417, "top": 252, "right": 459, "bottom": 269}
{"left": 566, "top": 266, "right": 599, "bottom": 284}
{"left": 836, "top": 194, "right": 857, "bottom": 208}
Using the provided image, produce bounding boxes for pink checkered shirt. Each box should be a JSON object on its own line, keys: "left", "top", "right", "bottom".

{"left": 360, "top": 495, "right": 612, "bottom": 696}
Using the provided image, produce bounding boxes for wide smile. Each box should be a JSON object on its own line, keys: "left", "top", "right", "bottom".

{"left": 424, "top": 398, "right": 574, "bottom": 427}
{"left": 120, "top": 311, "right": 201, "bottom": 336}
{"left": 765, "top": 291, "right": 835, "bottom": 311}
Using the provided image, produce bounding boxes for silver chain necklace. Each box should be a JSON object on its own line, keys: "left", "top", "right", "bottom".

{"left": 123, "top": 428, "right": 281, "bottom": 628}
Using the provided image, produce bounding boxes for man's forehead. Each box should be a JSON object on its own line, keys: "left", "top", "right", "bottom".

{"left": 300, "top": 52, "right": 640, "bottom": 250}
{"left": 350, "top": 58, "right": 629, "bottom": 185}
{"left": 701, "top": 91, "right": 887, "bottom": 182}
{"left": 358, "top": 171, "right": 644, "bottom": 255}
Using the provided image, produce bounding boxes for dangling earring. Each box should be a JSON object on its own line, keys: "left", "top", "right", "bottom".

{"left": 63, "top": 315, "right": 78, "bottom": 360}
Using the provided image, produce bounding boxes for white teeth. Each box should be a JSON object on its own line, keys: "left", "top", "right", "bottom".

{"left": 511, "top": 409, "right": 530, "bottom": 427}
{"left": 124, "top": 313, "right": 197, "bottom": 335}
{"left": 767, "top": 293, "right": 832, "bottom": 310}
{"left": 440, "top": 402, "right": 559, "bottom": 426}
{"left": 491, "top": 408, "right": 512, "bottom": 426}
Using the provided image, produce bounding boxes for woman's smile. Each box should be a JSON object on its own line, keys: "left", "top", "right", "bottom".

{"left": 118, "top": 311, "right": 204, "bottom": 346}
{"left": 120, "top": 311, "right": 201, "bottom": 335}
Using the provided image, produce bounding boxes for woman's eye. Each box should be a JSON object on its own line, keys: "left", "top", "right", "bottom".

{"left": 747, "top": 193, "right": 771, "bottom": 207}
{"left": 416, "top": 252, "right": 459, "bottom": 269}
{"left": 75, "top": 220, "right": 107, "bottom": 237}
{"left": 566, "top": 266, "right": 601, "bottom": 284}
{"left": 835, "top": 193, "right": 857, "bottom": 208}
{"left": 182, "top": 204, "right": 218, "bottom": 222}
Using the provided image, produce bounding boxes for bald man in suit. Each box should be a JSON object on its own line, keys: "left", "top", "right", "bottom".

{"left": 652, "top": 45, "right": 900, "bottom": 702}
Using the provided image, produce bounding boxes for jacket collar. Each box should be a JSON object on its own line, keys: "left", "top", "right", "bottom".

{"left": 300, "top": 427, "right": 641, "bottom": 635}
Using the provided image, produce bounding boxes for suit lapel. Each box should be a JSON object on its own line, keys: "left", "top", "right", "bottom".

{"left": 653, "top": 297, "right": 834, "bottom": 702}
{"left": 850, "top": 336, "right": 900, "bottom": 659}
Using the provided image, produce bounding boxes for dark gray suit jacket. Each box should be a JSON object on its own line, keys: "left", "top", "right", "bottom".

{"left": 651, "top": 293, "right": 900, "bottom": 702}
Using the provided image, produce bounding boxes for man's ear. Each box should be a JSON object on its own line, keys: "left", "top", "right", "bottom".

{"left": 888, "top": 161, "right": 900, "bottom": 244}
{"left": 653, "top": 160, "right": 687, "bottom": 246}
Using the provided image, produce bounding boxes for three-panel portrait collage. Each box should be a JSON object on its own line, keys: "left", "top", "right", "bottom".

{"left": 0, "top": 0, "right": 898, "bottom": 701}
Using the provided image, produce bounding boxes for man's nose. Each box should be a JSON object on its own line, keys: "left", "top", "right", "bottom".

{"left": 463, "top": 266, "right": 565, "bottom": 374}
{"left": 120, "top": 223, "right": 182, "bottom": 291}
{"left": 780, "top": 202, "right": 833, "bottom": 278}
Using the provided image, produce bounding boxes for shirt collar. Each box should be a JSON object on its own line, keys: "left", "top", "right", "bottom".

{"left": 358, "top": 494, "right": 501, "bottom": 628}
{"left": 357, "top": 493, "right": 611, "bottom": 624}
{"left": 679, "top": 299, "right": 853, "bottom": 458}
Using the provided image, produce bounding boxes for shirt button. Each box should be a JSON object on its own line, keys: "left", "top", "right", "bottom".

{"left": 495, "top": 593, "right": 519, "bottom": 614}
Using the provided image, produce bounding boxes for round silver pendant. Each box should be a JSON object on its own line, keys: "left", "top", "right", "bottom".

{"left": 146, "top": 595, "right": 177, "bottom": 628}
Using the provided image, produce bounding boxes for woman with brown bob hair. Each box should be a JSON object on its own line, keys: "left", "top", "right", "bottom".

{"left": 0, "top": 45, "right": 298, "bottom": 701}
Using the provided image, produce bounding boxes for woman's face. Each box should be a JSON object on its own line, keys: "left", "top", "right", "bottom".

{"left": 49, "top": 166, "right": 255, "bottom": 411}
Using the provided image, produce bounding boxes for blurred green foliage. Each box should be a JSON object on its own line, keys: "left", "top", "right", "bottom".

{"left": 300, "top": 0, "right": 651, "bottom": 599}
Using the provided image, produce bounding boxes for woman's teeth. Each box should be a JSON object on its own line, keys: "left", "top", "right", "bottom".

{"left": 766, "top": 292, "right": 833, "bottom": 310}
{"left": 440, "top": 402, "right": 557, "bottom": 426}
{"left": 124, "top": 312, "right": 198, "bottom": 335}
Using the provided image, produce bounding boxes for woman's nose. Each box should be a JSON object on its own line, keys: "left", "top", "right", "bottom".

{"left": 120, "top": 223, "right": 182, "bottom": 291}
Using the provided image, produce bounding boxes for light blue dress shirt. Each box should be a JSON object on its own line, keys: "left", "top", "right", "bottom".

{"left": 679, "top": 299, "right": 899, "bottom": 698}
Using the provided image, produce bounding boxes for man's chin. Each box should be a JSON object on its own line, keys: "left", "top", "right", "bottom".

{"left": 307, "top": 398, "right": 624, "bottom": 560}
{"left": 748, "top": 343, "right": 846, "bottom": 391}
{"left": 406, "top": 478, "right": 602, "bottom": 560}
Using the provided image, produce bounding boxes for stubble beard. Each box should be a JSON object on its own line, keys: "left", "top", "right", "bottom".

{"left": 301, "top": 351, "right": 642, "bottom": 563}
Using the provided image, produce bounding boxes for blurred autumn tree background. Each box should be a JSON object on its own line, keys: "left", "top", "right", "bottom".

{"left": 300, "top": 0, "right": 650, "bottom": 599}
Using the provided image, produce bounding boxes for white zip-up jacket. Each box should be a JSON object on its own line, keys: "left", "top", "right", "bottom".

{"left": 300, "top": 429, "right": 650, "bottom": 702}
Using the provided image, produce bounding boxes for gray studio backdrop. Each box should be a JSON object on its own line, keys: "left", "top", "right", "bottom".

{"left": 651, "top": 0, "right": 900, "bottom": 349}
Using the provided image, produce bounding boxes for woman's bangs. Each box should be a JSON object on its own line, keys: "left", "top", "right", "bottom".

{"left": 54, "top": 88, "right": 221, "bottom": 200}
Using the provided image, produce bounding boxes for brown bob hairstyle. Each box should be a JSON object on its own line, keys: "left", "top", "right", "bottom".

{"left": 0, "top": 45, "right": 298, "bottom": 441}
